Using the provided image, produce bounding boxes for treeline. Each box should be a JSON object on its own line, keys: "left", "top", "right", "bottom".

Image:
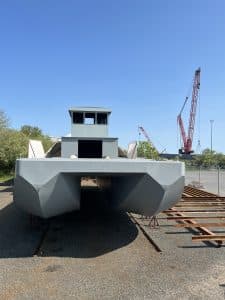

{"left": 185, "top": 149, "right": 225, "bottom": 169}
{"left": 137, "top": 140, "right": 225, "bottom": 169}
{"left": 0, "top": 110, "right": 53, "bottom": 172}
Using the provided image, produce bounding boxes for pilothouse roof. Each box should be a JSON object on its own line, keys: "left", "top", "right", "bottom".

{"left": 69, "top": 107, "right": 111, "bottom": 115}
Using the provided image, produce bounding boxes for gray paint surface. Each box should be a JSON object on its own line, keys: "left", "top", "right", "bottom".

{"left": 69, "top": 107, "right": 111, "bottom": 113}
{"left": 71, "top": 124, "right": 109, "bottom": 138}
{"left": 61, "top": 137, "right": 118, "bottom": 158}
{"left": 69, "top": 107, "right": 111, "bottom": 138}
{"left": 14, "top": 158, "right": 185, "bottom": 218}
{"left": 14, "top": 106, "right": 185, "bottom": 219}
{"left": 61, "top": 137, "right": 78, "bottom": 158}
{"left": 102, "top": 139, "right": 118, "bottom": 158}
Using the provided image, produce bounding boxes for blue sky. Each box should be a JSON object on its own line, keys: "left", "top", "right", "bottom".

{"left": 0, "top": 0, "right": 225, "bottom": 153}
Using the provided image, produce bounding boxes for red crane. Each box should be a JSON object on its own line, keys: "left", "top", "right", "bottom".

{"left": 138, "top": 126, "right": 157, "bottom": 150}
{"left": 177, "top": 68, "right": 201, "bottom": 154}
{"left": 138, "top": 126, "right": 167, "bottom": 154}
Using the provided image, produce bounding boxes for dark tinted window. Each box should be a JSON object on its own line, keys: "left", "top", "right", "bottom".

{"left": 78, "top": 140, "right": 102, "bottom": 158}
{"left": 97, "top": 113, "right": 107, "bottom": 124}
{"left": 73, "top": 112, "right": 83, "bottom": 124}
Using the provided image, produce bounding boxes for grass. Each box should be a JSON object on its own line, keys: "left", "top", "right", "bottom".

{"left": 0, "top": 170, "right": 14, "bottom": 183}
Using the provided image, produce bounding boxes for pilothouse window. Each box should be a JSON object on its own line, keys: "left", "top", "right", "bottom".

{"left": 73, "top": 112, "right": 83, "bottom": 124}
{"left": 97, "top": 113, "right": 107, "bottom": 124}
{"left": 72, "top": 111, "right": 108, "bottom": 125}
{"left": 84, "top": 113, "right": 95, "bottom": 125}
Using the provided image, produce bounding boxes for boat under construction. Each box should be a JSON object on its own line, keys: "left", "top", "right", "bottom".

{"left": 14, "top": 107, "right": 185, "bottom": 218}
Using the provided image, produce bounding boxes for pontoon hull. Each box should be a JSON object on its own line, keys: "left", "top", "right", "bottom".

{"left": 14, "top": 158, "right": 185, "bottom": 218}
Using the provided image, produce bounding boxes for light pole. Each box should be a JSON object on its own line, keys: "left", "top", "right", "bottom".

{"left": 210, "top": 120, "right": 214, "bottom": 154}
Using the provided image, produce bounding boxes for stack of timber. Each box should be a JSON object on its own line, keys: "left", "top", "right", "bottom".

{"left": 164, "top": 186, "right": 225, "bottom": 246}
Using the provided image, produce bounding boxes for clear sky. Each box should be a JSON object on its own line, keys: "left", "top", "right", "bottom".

{"left": 0, "top": 0, "right": 225, "bottom": 153}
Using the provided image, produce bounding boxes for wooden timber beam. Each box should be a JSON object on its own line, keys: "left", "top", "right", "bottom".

{"left": 176, "top": 223, "right": 225, "bottom": 228}
{"left": 165, "top": 208, "right": 222, "bottom": 246}
{"left": 192, "top": 235, "right": 225, "bottom": 242}
{"left": 176, "top": 203, "right": 225, "bottom": 206}
{"left": 181, "top": 197, "right": 225, "bottom": 201}
{"left": 167, "top": 216, "right": 225, "bottom": 220}
{"left": 164, "top": 210, "right": 225, "bottom": 213}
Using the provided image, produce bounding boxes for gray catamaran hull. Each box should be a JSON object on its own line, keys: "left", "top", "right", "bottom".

{"left": 14, "top": 158, "right": 185, "bottom": 219}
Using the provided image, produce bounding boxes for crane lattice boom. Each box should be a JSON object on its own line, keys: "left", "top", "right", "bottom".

{"left": 177, "top": 68, "right": 201, "bottom": 154}
{"left": 138, "top": 126, "right": 152, "bottom": 145}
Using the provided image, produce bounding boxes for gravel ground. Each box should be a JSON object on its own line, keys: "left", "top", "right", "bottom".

{"left": 1, "top": 184, "right": 225, "bottom": 299}
{"left": 134, "top": 214, "right": 225, "bottom": 299}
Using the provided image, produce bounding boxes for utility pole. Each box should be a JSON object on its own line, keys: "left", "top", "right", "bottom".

{"left": 210, "top": 120, "right": 214, "bottom": 154}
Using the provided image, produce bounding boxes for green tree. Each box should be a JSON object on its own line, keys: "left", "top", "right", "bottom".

{"left": 0, "top": 110, "right": 10, "bottom": 129}
{"left": 20, "top": 125, "right": 42, "bottom": 137}
{"left": 137, "top": 141, "right": 159, "bottom": 160}
{"left": 214, "top": 152, "right": 225, "bottom": 168}
{"left": 192, "top": 148, "right": 225, "bottom": 169}
{"left": 0, "top": 114, "right": 54, "bottom": 172}
{"left": 200, "top": 148, "right": 215, "bottom": 167}
{"left": 0, "top": 129, "right": 28, "bottom": 171}
{"left": 20, "top": 125, "right": 53, "bottom": 152}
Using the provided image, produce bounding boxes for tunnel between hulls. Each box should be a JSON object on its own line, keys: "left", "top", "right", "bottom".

{"left": 79, "top": 173, "right": 164, "bottom": 215}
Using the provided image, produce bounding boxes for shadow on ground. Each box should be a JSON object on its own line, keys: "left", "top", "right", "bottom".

{"left": 39, "top": 210, "right": 138, "bottom": 258}
{"left": 0, "top": 187, "right": 138, "bottom": 259}
{"left": 0, "top": 202, "right": 47, "bottom": 258}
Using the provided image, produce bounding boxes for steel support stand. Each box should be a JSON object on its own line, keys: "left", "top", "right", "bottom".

{"left": 149, "top": 215, "right": 159, "bottom": 228}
